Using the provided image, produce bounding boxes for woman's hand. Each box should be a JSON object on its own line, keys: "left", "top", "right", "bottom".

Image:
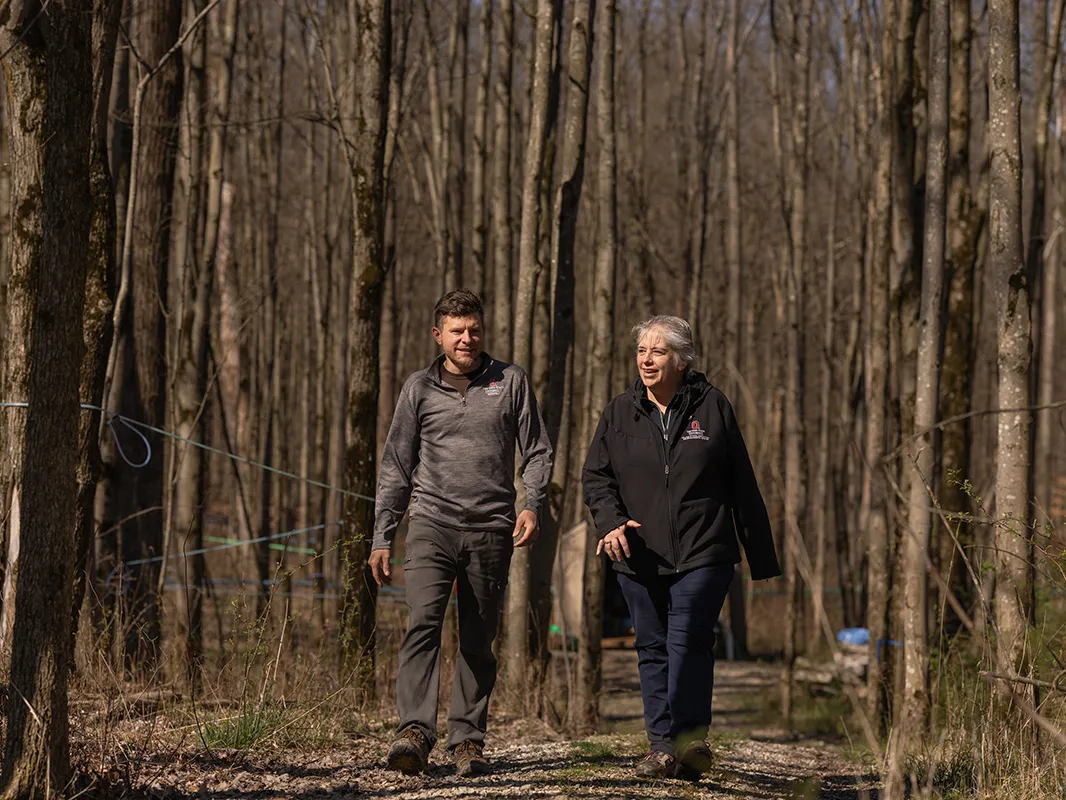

{"left": 596, "top": 520, "right": 641, "bottom": 562}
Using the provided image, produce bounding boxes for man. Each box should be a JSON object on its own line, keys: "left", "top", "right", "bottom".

{"left": 370, "top": 289, "right": 553, "bottom": 778}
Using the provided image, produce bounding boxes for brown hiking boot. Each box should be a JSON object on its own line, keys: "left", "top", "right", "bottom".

{"left": 452, "top": 740, "right": 490, "bottom": 777}
{"left": 386, "top": 727, "right": 431, "bottom": 774}
{"left": 678, "top": 739, "right": 713, "bottom": 778}
{"left": 635, "top": 749, "right": 679, "bottom": 779}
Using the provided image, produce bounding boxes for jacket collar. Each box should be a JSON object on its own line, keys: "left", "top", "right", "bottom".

{"left": 423, "top": 352, "right": 495, "bottom": 386}
{"left": 627, "top": 369, "right": 712, "bottom": 412}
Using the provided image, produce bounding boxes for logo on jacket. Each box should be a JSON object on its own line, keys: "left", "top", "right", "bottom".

{"left": 682, "top": 419, "right": 709, "bottom": 441}
{"left": 485, "top": 379, "right": 503, "bottom": 397}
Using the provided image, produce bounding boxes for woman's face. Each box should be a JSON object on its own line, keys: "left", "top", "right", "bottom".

{"left": 636, "top": 329, "right": 684, "bottom": 393}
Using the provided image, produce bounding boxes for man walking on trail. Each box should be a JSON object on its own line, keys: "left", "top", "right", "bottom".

{"left": 369, "top": 289, "right": 553, "bottom": 777}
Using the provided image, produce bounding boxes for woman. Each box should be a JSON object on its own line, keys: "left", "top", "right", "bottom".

{"left": 582, "top": 315, "right": 781, "bottom": 779}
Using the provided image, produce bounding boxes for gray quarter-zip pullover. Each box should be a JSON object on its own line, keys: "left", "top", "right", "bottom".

{"left": 372, "top": 354, "right": 554, "bottom": 550}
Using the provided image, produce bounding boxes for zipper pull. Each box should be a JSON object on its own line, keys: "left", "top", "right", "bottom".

{"left": 664, "top": 463, "right": 670, "bottom": 476}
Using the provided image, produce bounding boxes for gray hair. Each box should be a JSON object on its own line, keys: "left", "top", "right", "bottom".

{"left": 631, "top": 315, "right": 697, "bottom": 370}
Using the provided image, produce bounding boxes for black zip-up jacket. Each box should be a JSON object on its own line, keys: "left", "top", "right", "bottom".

{"left": 582, "top": 371, "right": 781, "bottom": 580}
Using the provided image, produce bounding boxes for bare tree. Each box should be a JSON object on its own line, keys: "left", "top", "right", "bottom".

{"left": 862, "top": 0, "right": 895, "bottom": 731}
{"left": 989, "top": 0, "right": 1034, "bottom": 683}
{"left": 939, "top": 0, "right": 980, "bottom": 630}
{"left": 575, "top": 0, "right": 617, "bottom": 735}
{"left": 490, "top": 0, "right": 515, "bottom": 358}
{"left": 471, "top": 0, "right": 494, "bottom": 298}
{"left": 893, "top": 0, "right": 948, "bottom": 783}
{"left": 339, "top": 0, "right": 391, "bottom": 684}
{"left": 780, "top": 0, "right": 812, "bottom": 725}
{"left": 0, "top": 1, "right": 93, "bottom": 793}
{"left": 505, "top": 0, "right": 560, "bottom": 688}
{"left": 71, "top": 0, "right": 124, "bottom": 645}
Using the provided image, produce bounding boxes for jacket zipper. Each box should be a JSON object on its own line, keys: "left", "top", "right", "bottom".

{"left": 642, "top": 402, "right": 682, "bottom": 572}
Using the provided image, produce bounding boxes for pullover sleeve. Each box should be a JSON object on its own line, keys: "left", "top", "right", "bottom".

{"left": 581, "top": 408, "right": 630, "bottom": 537}
{"left": 514, "top": 368, "right": 554, "bottom": 516}
{"left": 372, "top": 377, "right": 421, "bottom": 550}
{"left": 721, "top": 396, "right": 782, "bottom": 580}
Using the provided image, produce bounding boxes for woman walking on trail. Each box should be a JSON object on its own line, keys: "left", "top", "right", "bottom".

{"left": 582, "top": 315, "right": 781, "bottom": 779}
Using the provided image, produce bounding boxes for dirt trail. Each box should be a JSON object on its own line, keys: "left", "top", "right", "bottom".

{"left": 95, "top": 651, "right": 879, "bottom": 799}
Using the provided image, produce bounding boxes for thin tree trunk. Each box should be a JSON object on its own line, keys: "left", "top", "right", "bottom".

{"left": 71, "top": 0, "right": 123, "bottom": 649}
{"left": 939, "top": 0, "right": 979, "bottom": 632}
{"left": 989, "top": 0, "right": 1034, "bottom": 684}
{"left": 339, "top": 0, "right": 390, "bottom": 687}
{"left": 893, "top": 0, "right": 948, "bottom": 786}
{"left": 490, "top": 0, "right": 515, "bottom": 358}
{"left": 0, "top": 3, "right": 93, "bottom": 793}
{"left": 724, "top": 0, "right": 749, "bottom": 659}
{"left": 1028, "top": 0, "right": 1066, "bottom": 520}
{"left": 576, "top": 0, "right": 617, "bottom": 735}
{"left": 781, "top": 0, "right": 812, "bottom": 726}
{"left": 471, "top": 0, "right": 494, "bottom": 298}
{"left": 505, "top": 0, "right": 560, "bottom": 689}
{"left": 863, "top": 0, "right": 895, "bottom": 731}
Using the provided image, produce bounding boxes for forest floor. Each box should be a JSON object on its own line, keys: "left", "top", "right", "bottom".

{"left": 70, "top": 650, "right": 881, "bottom": 799}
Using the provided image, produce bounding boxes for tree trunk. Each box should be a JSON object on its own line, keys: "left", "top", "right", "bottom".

{"left": 939, "top": 0, "right": 979, "bottom": 632}
{"left": 490, "top": 0, "right": 515, "bottom": 359}
{"left": 893, "top": 0, "right": 948, "bottom": 786}
{"left": 339, "top": 0, "right": 390, "bottom": 688}
{"left": 781, "top": 0, "right": 812, "bottom": 726}
{"left": 0, "top": 3, "right": 93, "bottom": 794}
{"left": 863, "top": 3, "right": 895, "bottom": 730}
{"left": 470, "top": 0, "right": 494, "bottom": 298}
{"left": 989, "top": 0, "right": 1034, "bottom": 683}
{"left": 1028, "top": 0, "right": 1066, "bottom": 521}
{"left": 71, "top": 0, "right": 123, "bottom": 649}
{"left": 575, "top": 0, "right": 617, "bottom": 735}
{"left": 123, "top": 0, "right": 184, "bottom": 672}
{"left": 505, "top": 0, "right": 560, "bottom": 690}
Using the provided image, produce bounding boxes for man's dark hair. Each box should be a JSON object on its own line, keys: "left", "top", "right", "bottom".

{"left": 434, "top": 289, "right": 484, "bottom": 328}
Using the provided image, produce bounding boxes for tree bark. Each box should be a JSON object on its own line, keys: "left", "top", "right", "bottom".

{"left": 490, "top": 0, "right": 515, "bottom": 358}
{"left": 989, "top": 0, "right": 1034, "bottom": 683}
{"left": 471, "top": 0, "right": 493, "bottom": 298}
{"left": 0, "top": 2, "right": 93, "bottom": 794}
{"left": 893, "top": 0, "right": 948, "bottom": 784}
{"left": 70, "top": 0, "right": 123, "bottom": 649}
{"left": 339, "top": 0, "right": 390, "bottom": 687}
{"left": 505, "top": 0, "right": 560, "bottom": 689}
{"left": 575, "top": 0, "right": 617, "bottom": 735}
{"left": 939, "top": 0, "right": 979, "bottom": 632}
{"left": 862, "top": 0, "right": 895, "bottom": 731}
{"left": 781, "top": 0, "right": 812, "bottom": 726}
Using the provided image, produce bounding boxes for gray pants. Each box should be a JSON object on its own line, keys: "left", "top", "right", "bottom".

{"left": 397, "top": 518, "right": 512, "bottom": 750}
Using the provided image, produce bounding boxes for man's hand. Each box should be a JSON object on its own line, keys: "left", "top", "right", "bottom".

{"left": 596, "top": 520, "right": 641, "bottom": 562}
{"left": 369, "top": 548, "right": 392, "bottom": 587}
{"left": 512, "top": 510, "right": 540, "bottom": 547}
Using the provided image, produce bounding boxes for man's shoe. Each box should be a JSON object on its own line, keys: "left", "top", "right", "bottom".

{"left": 678, "top": 739, "right": 713, "bottom": 778}
{"left": 635, "top": 749, "right": 679, "bottom": 779}
{"left": 386, "top": 727, "right": 431, "bottom": 774}
{"left": 452, "top": 740, "right": 490, "bottom": 777}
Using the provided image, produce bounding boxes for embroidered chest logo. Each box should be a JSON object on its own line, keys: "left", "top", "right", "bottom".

{"left": 485, "top": 379, "right": 503, "bottom": 397}
{"left": 682, "top": 419, "right": 709, "bottom": 441}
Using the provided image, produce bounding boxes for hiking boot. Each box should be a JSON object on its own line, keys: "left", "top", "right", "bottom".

{"left": 678, "top": 739, "right": 713, "bottom": 778}
{"left": 452, "top": 740, "right": 490, "bottom": 777}
{"left": 386, "top": 727, "right": 431, "bottom": 774}
{"left": 635, "top": 749, "right": 679, "bottom": 779}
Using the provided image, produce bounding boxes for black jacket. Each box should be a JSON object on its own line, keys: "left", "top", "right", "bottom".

{"left": 582, "top": 371, "right": 781, "bottom": 580}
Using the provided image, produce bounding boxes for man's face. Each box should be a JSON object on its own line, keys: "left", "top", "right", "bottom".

{"left": 433, "top": 314, "right": 484, "bottom": 372}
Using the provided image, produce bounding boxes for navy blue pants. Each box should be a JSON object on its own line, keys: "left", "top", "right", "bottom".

{"left": 617, "top": 564, "right": 735, "bottom": 755}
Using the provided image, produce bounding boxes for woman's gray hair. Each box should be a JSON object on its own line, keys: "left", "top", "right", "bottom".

{"left": 631, "top": 315, "right": 697, "bottom": 370}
